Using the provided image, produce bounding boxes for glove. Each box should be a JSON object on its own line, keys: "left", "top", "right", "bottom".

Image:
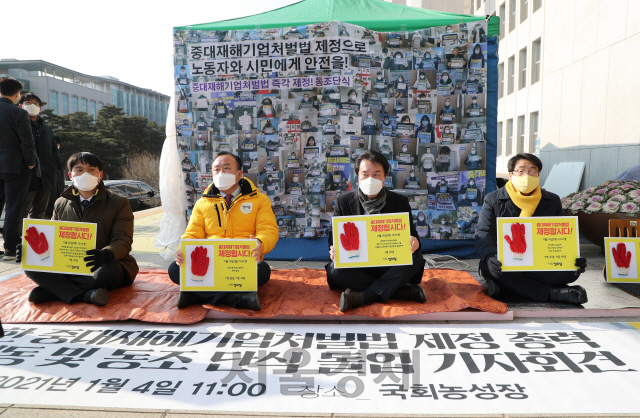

{"left": 84, "top": 249, "right": 115, "bottom": 273}
{"left": 15, "top": 243, "right": 22, "bottom": 263}
{"left": 190, "top": 246, "right": 210, "bottom": 281}
{"left": 574, "top": 257, "right": 587, "bottom": 278}
{"left": 485, "top": 253, "right": 502, "bottom": 278}
{"left": 612, "top": 242, "right": 632, "bottom": 275}
{"left": 339, "top": 222, "right": 360, "bottom": 258}
{"left": 24, "top": 226, "right": 49, "bottom": 261}
{"left": 504, "top": 223, "right": 527, "bottom": 260}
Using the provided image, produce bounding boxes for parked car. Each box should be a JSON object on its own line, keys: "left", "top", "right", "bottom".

{"left": 102, "top": 180, "right": 161, "bottom": 212}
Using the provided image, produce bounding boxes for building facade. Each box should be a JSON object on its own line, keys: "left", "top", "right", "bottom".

{"left": 389, "top": 0, "right": 640, "bottom": 191}
{"left": 0, "top": 59, "right": 170, "bottom": 126}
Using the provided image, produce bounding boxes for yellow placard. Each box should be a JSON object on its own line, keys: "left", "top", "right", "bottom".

{"left": 604, "top": 237, "right": 640, "bottom": 283}
{"left": 497, "top": 216, "right": 579, "bottom": 271}
{"left": 180, "top": 239, "right": 258, "bottom": 291}
{"left": 22, "top": 219, "right": 97, "bottom": 275}
{"left": 332, "top": 212, "right": 412, "bottom": 269}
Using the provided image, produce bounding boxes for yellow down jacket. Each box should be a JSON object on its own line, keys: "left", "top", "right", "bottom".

{"left": 182, "top": 177, "right": 278, "bottom": 258}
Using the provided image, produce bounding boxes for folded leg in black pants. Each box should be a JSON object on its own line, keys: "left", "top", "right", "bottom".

{"left": 478, "top": 259, "right": 581, "bottom": 302}
{"left": 25, "top": 262, "right": 133, "bottom": 305}
{"left": 168, "top": 261, "right": 271, "bottom": 310}
{"left": 326, "top": 251, "right": 427, "bottom": 311}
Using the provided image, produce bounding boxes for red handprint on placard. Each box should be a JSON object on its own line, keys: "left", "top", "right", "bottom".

{"left": 612, "top": 242, "right": 632, "bottom": 276}
{"left": 190, "top": 246, "right": 210, "bottom": 281}
{"left": 504, "top": 222, "right": 527, "bottom": 260}
{"left": 25, "top": 226, "right": 49, "bottom": 261}
{"left": 340, "top": 222, "right": 360, "bottom": 258}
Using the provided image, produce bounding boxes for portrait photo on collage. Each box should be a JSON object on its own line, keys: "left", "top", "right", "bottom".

{"left": 173, "top": 20, "right": 488, "bottom": 241}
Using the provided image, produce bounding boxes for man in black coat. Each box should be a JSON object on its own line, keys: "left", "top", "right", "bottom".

{"left": 326, "top": 150, "right": 427, "bottom": 311}
{"left": 18, "top": 93, "right": 61, "bottom": 219}
{"left": 474, "top": 153, "right": 588, "bottom": 304}
{"left": 0, "top": 77, "right": 36, "bottom": 259}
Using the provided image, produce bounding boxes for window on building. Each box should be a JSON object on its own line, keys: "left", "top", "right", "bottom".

{"left": 111, "top": 88, "right": 118, "bottom": 107}
{"left": 50, "top": 92, "right": 58, "bottom": 115}
{"left": 497, "top": 121, "right": 503, "bottom": 157}
{"left": 477, "top": 0, "right": 482, "bottom": 10}
{"left": 498, "top": 63, "right": 504, "bottom": 98}
{"left": 72, "top": 96, "right": 78, "bottom": 113}
{"left": 533, "top": 0, "right": 542, "bottom": 12}
{"left": 138, "top": 96, "right": 143, "bottom": 116}
{"left": 508, "top": 55, "right": 515, "bottom": 94}
{"left": 529, "top": 111, "right": 539, "bottom": 153}
{"left": 509, "top": 0, "right": 516, "bottom": 32}
{"left": 531, "top": 38, "right": 541, "bottom": 84}
{"left": 519, "top": 47, "right": 527, "bottom": 90}
{"left": 520, "top": 0, "right": 528, "bottom": 22}
{"left": 91, "top": 101, "right": 96, "bottom": 119}
{"left": 506, "top": 119, "right": 514, "bottom": 156}
{"left": 81, "top": 99, "right": 87, "bottom": 113}
{"left": 499, "top": 3, "right": 506, "bottom": 39}
{"left": 61, "top": 94, "right": 69, "bottom": 115}
{"left": 517, "top": 115, "right": 525, "bottom": 154}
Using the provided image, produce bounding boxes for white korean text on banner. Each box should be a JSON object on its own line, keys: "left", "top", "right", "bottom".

{"left": 173, "top": 22, "right": 488, "bottom": 240}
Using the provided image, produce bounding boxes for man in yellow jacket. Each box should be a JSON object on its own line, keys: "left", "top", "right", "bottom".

{"left": 168, "top": 151, "right": 278, "bottom": 310}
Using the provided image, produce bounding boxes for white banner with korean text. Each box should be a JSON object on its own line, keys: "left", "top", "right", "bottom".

{"left": 0, "top": 322, "right": 639, "bottom": 414}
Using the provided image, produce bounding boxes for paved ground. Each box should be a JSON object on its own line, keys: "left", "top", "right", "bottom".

{"left": 1, "top": 207, "right": 639, "bottom": 417}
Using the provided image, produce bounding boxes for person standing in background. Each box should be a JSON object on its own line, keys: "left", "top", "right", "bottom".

{"left": 0, "top": 77, "right": 36, "bottom": 260}
{"left": 18, "top": 93, "right": 61, "bottom": 219}
{"left": 45, "top": 136, "right": 65, "bottom": 220}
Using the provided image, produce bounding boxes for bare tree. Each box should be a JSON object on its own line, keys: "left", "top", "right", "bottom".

{"left": 121, "top": 152, "right": 160, "bottom": 190}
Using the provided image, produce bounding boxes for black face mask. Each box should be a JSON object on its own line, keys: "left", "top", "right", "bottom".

{"left": 359, "top": 143, "right": 365, "bottom": 148}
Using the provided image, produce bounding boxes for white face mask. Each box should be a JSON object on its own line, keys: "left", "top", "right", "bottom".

{"left": 23, "top": 104, "right": 40, "bottom": 116}
{"left": 420, "top": 76, "right": 425, "bottom": 80}
{"left": 359, "top": 176, "right": 383, "bottom": 196}
{"left": 349, "top": 95, "right": 356, "bottom": 100}
{"left": 293, "top": 177, "right": 299, "bottom": 182}
{"left": 72, "top": 172, "right": 100, "bottom": 192}
{"left": 213, "top": 172, "right": 239, "bottom": 191}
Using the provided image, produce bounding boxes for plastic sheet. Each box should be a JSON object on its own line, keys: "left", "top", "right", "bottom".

{"left": 155, "top": 96, "right": 188, "bottom": 260}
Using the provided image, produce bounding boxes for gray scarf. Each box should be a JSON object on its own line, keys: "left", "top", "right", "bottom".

{"left": 358, "top": 186, "right": 387, "bottom": 214}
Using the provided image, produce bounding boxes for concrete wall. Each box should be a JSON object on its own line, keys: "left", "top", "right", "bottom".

{"left": 537, "top": 0, "right": 640, "bottom": 190}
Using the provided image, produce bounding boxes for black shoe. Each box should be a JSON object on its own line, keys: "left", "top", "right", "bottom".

{"left": 227, "top": 292, "right": 261, "bottom": 311}
{"left": 486, "top": 277, "right": 501, "bottom": 298}
{"left": 84, "top": 288, "right": 109, "bottom": 306}
{"left": 28, "top": 286, "right": 60, "bottom": 304}
{"left": 3, "top": 251, "right": 16, "bottom": 261}
{"left": 177, "top": 291, "right": 203, "bottom": 309}
{"left": 392, "top": 284, "right": 427, "bottom": 303}
{"left": 548, "top": 285, "right": 588, "bottom": 305}
{"left": 339, "top": 288, "right": 366, "bottom": 312}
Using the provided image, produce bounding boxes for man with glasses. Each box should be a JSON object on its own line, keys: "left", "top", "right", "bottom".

{"left": 16, "top": 152, "right": 138, "bottom": 306}
{"left": 474, "top": 153, "right": 588, "bottom": 304}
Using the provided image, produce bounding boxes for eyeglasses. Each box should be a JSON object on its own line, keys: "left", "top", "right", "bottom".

{"left": 72, "top": 168, "right": 99, "bottom": 175}
{"left": 512, "top": 169, "right": 540, "bottom": 177}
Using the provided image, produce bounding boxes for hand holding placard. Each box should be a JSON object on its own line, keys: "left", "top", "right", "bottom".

{"left": 25, "top": 226, "right": 49, "bottom": 261}
{"left": 612, "top": 242, "right": 632, "bottom": 275}
{"left": 340, "top": 222, "right": 360, "bottom": 258}
{"left": 191, "top": 246, "right": 210, "bottom": 281}
{"left": 504, "top": 223, "right": 526, "bottom": 260}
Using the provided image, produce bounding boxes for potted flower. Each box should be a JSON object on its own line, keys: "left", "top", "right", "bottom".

{"left": 562, "top": 180, "right": 640, "bottom": 249}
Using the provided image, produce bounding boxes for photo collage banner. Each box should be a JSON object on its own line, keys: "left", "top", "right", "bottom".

{"left": 173, "top": 20, "right": 488, "bottom": 241}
